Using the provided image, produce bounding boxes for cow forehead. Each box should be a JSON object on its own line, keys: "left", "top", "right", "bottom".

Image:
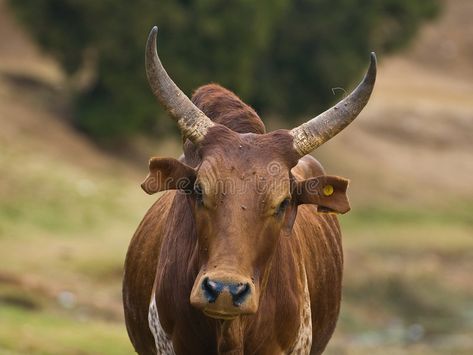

{"left": 197, "top": 154, "right": 291, "bottom": 204}
{"left": 195, "top": 127, "right": 299, "bottom": 201}
{"left": 199, "top": 126, "right": 299, "bottom": 168}
{"left": 198, "top": 151, "right": 289, "bottom": 177}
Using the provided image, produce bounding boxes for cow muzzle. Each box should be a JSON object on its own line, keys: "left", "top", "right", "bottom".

{"left": 190, "top": 272, "right": 258, "bottom": 320}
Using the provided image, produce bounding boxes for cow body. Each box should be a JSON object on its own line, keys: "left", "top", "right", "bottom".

{"left": 123, "top": 167, "right": 342, "bottom": 355}
{"left": 123, "top": 85, "right": 343, "bottom": 355}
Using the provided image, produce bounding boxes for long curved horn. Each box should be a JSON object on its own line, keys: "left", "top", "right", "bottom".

{"left": 146, "top": 26, "right": 214, "bottom": 143}
{"left": 290, "top": 53, "right": 377, "bottom": 156}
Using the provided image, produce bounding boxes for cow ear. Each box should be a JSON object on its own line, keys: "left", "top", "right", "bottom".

{"left": 141, "top": 157, "right": 196, "bottom": 195}
{"left": 295, "top": 175, "right": 350, "bottom": 214}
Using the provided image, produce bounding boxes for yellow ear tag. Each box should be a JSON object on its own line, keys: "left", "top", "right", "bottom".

{"left": 323, "top": 184, "right": 334, "bottom": 196}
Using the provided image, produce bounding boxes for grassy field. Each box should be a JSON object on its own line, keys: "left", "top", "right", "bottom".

{"left": 0, "top": 140, "right": 140, "bottom": 354}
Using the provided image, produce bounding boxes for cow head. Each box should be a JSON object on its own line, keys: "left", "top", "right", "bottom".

{"left": 141, "top": 27, "right": 376, "bottom": 320}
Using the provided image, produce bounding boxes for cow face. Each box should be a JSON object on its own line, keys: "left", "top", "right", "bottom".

{"left": 142, "top": 125, "right": 350, "bottom": 320}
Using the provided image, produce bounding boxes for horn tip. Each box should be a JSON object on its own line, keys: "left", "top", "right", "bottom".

{"left": 370, "top": 52, "right": 377, "bottom": 66}
{"left": 147, "top": 26, "right": 159, "bottom": 52}
{"left": 367, "top": 52, "right": 377, "bottom": 80}
{"left": 148, "top": 26, "right": 158, "bottom": 40}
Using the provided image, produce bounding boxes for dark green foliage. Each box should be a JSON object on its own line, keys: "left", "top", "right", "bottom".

{"left": 252, "top": 0, "right": 440, "bottom": 117}
{"left": 9, "top": 0, "right": 439, "bottom": 139}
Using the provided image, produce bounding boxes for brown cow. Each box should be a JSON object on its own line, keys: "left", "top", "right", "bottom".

{"left": 123, "top": 27, "right": 376, "bottom": 355}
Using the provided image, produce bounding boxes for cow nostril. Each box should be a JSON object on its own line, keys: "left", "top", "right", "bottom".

{"left": 201, "top": 278, "right": 251, "bottom": 306}
{"left": 202, "top": 277, "right": 221, "bottom": 303}
{"left": 230, "top": 283, "right": 251, "bottom": 306}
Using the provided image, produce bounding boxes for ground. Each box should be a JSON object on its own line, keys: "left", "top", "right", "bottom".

{"left": 0, "top": 0, "right": 472, "bottom": 354}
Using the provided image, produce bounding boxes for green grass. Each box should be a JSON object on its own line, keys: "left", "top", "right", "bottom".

{"left": 331, "top": 204, "right": 473, "bottom": 354}
{"left": 0, "top": 144, "right": 151, "bottom": 237}
{"left": 0, "top": 143, "right": 148, "bottom": 354}
{"left": 340, "top": 207, "right": 473, "bottom": 254}
{"left": 343, "top": 204, "right": 473, "bottom": 229}
{"left": 0, "top": 305, "right": 133, "bottom": 355}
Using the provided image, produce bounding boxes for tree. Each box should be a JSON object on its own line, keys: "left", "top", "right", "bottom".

{"left": 9, "top": 0, "right": 439, "bottom": 140}
{"left": 252, "top": 0, "right": 440, "bottom": 118}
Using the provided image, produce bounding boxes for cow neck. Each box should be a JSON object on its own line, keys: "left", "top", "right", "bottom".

{"left": 216, "top": 319, "right": 244, "bottom": 355}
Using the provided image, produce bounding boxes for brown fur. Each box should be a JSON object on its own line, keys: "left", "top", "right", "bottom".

{"left": 123, "top": 85, "right": 343, "bottom": 354}
{"left": 192, "top": 84, "right": 265, "bottom": 135}
{"left": 184, "top": 84, "right": 265, "bottom": 167}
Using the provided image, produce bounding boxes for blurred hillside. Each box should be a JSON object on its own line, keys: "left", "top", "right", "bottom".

{"left": 315, "top": 0, "right": 473, "bottom": 208}
{"left": 0, "top": 0, "right": 472, "bottom": 354}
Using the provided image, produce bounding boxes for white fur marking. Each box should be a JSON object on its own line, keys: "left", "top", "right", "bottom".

{"left": 149, "top": 291, "right": 175, "bottom": 354}
{"left": 288, "top": 267, "right": 312, "bottom": 354}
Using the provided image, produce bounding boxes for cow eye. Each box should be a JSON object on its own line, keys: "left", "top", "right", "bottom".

{"left": 194, "top": 183, "right": 204, "bottom": 206}
{"left": 274, "top": 198, "right": 290, "bottom": 217}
